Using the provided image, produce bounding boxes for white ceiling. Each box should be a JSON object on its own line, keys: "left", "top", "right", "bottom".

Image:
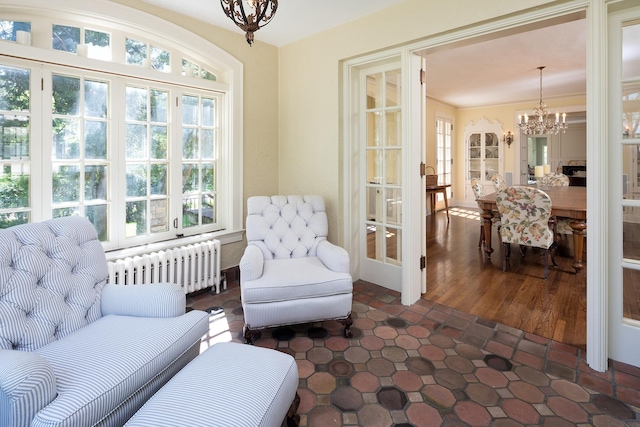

{"left": 140, "top": 0, "right": 589, "bottom": 108}
{"left": 424, "top": 19, "right": 587, "bottom": 108}
{"left": 140, "top": 0, "right": 407, "bottom": 47}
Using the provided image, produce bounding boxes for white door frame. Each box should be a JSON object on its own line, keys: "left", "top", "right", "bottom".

{"left": 343, "top": 0, "right": 610, "bottom": 371}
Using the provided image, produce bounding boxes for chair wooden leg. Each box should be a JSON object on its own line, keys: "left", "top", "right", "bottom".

{"left": 543, "top": 249, "right": 549, "bottom": 280}
{"left": 243, "top": 325, "right": 260, "bottom": 345}
{"left": 339, "top": 314, "right": 353, "bottom": 338}
{"left": 502, "top": 242, "right": 509, "bottom": 272}
{"left": 550, "top": 242, "right": 558, "bottom": 267}
{"left": 478, "top": 224, "right": 485, "bottom": 248}
{"left": 286, "top": 393, "right": 301, "bottom": 427}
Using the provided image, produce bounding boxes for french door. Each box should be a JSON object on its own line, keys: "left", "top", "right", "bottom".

{"left": 435, "top": 116, "right": 453, "bottom": 206}
{"left": 609, "top": 4, "right": 640, "bottom": 368}
{"left": 359, "top": 64, "right": 403, "bottom": 291}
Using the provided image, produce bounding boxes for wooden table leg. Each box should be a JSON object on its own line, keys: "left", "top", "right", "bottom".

{"left": 481, "top": 209, "right": 494, "bottom": 255}
{"left": 442, "top": 189, "right": 450, "bottom": 222}
{"left": 570, "top": 220, "right": 587, "bottom": 273}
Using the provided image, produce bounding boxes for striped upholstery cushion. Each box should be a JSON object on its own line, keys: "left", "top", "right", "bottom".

{"left": 32, "top": 312, "right": 209, "bottom": 427}
{"left": 126, "top": 342, "right": 299, "bottom": 427}
{"left": 0, "top": 217, "right": 107, "bottom": 352}
{"left": 242, "top": 257, "right": 352, "bottom": 303}
{"left": 0, "top": 349, "right": 57, "bottom": 426}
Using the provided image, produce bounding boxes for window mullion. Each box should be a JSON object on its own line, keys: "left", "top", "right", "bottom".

{"left": 37, "top": 66, "right": 52, "bottom": 223}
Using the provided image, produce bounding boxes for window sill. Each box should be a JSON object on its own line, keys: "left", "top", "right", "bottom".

{"left": 104, "top": 229, "right": 245, "bottom": 262}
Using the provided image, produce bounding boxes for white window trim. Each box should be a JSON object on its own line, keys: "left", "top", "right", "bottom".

{"left": 1, "top": 0, "right": 244, "bottom": 249}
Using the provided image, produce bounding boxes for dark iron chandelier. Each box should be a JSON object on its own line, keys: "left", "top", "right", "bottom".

{"left": 220, "top": 0, "right": 278, "bottom": 46}
{"left": 517, "top": 66, "right": 568, "bottom": 135}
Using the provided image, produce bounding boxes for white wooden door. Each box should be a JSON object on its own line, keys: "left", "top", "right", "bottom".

{"left": 609, "top": 4, "right": 640, "bottom": 368}
{"left": 359, "top": 64, "right": 403, "bottom": 291}
{"left": 435, "top": 116, "right": 453, "bottom": 209}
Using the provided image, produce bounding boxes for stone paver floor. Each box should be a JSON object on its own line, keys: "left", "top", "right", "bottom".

{"left": 187, "top": 280, "right": 640, "bottom": 426}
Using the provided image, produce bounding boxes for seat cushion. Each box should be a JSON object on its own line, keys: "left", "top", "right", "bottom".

{"left": 32, "top": 311, "right": 209, "bottom": 427}
{"left": 125, "top": 342, "right": 299, "bottom": 427}
{"left": 241, "top": 257, "right": 352, "bottom": 304}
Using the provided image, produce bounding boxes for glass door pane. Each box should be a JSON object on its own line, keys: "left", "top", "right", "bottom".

{"left": 365, "top": 69, "right": 402, "bottom": 265}
{"left": 622, "top": 21, "right": 640, "bottom": 323}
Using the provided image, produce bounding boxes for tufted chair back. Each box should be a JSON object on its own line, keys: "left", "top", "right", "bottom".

{"left": 245, "top": 195, "right": 328, "bottom": 260}
{"left": 0, "top": 217, "right": 108, "bottom": 352}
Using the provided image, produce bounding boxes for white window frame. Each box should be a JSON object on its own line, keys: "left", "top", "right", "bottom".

{"left": 0, "top": 0, "right": 244, "bottom": 254}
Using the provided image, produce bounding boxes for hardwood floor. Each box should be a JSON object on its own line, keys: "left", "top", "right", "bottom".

{"left": 423, "top": 206, "right": 587, "bottom": 349}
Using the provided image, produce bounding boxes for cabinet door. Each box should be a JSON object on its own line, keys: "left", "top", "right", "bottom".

{"left": 468, "top": 133, "right": 482, "bottom": 180}
{"left": 464, "top": 117, "right": 505, "bottom": 202}
{"left": 484, "top": 132, "right": 500, "bottom": 180}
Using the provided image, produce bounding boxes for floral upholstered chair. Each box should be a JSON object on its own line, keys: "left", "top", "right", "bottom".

{"left": 471, "top": 177, "right": 500, "bottom": 248}
{"left": 536, "top": 172, "right": 582, "bottom": 239}
{"left": 537, "top": 172, "right": 570, "bottom": 187}
{"left": 489, "top": 172, "right": 507, "bottom": 192}
{"left": 496, "top": 186, "right": 556, "bottom": 279}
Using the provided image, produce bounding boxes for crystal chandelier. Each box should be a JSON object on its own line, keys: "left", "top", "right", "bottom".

{"left": 517, "top": 66, "right": 568, "bottom": 135}
{"left": 220, "top": 0, "right": 278, "bottom": 46}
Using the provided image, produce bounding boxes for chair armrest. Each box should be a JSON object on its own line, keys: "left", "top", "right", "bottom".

{"left": 0, "top": 350, "right": 57, "bottom": 426}
{"left": 239, "top": 244, "right": 264, "bottom": 283}
{"left": 317, "top": 240, "right": 350, "bottom": 274}
{"left": 101, "top": 282, "right": 185, "bottom": 318}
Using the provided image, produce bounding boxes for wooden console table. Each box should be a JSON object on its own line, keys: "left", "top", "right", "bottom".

{"left": 426, "top": 184, "right": 451, "bottom": 221}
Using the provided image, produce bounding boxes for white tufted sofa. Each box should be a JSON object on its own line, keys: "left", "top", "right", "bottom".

{"left": 239, "top": 195, "right": 353, "bottom": 344}
{"left": 0, "top": 217, "right": 209, "bottom": 427}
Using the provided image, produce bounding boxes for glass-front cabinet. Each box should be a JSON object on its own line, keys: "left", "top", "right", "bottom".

{"left": 464, "top": 117, "right": 504, "bottom": 202}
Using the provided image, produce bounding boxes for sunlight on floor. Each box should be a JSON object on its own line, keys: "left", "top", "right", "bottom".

{"left": 199, "top": 308, "right": 233, "bottom": 352}
{"left": 449, "top": 207, "right": 481, "bottom": 220}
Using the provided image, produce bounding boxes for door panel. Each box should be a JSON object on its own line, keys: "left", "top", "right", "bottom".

{"left": 609, "top": 5, "right": 640, "bottom": 368}
{"left": 360, "top": 65, "right": 403, "bottom": 290}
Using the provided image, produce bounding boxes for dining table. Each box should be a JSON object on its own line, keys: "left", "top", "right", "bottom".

{"left": 475, "top": 185, "right": 587, "bottom": 273}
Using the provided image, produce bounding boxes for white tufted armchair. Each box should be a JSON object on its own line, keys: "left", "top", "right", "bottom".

{"left": 239, "top": 195, "right": 353, "bottom": 344}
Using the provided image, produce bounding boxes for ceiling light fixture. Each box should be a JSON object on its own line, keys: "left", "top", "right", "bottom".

{"left": 517, "top": 66, "right": 568, "bottom": 135}
{"left": 220, "top": 0, "right": 278, "bottom": 46}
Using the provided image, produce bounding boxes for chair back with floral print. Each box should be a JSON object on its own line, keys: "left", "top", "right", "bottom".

{"left": 537, "top": 172, "right": 569, "bottom": 187}
{"left": 496, "top": 186, "right": 554, "bottom": 249}
{"left": 471, "top": 177, "right": 484, "bottom": 201}
{"left": 489, "top": 172, "right": 507, "bottom": 192}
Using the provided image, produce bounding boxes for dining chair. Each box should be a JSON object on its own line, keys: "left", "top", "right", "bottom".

{"left": 536, "top": 172, "right": 582, "bottom": 240}
{"left": 470, "top": 177, "right": 500, "bottom": 248}
{"left": 537, "top": 172, "right": 570, "bottom": 187}
{"left": 489, "top": 172, "right": 507, "bottom": 192}
{"left": 495, "top": 186, "right": 556, "bottom": 279}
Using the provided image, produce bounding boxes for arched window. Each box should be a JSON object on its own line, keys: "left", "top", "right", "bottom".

{"left": 0, "top": 0, "right": 243, "bottom": 252}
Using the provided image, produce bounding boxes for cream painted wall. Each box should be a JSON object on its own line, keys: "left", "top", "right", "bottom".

{"left": 110, "top": 0, "right": 280, "bottom": 270}
{"left": 454, "top": 95, "right": 586, "bottom": 204}
{"left": 278, "top": 0, "right": 556, "bottom": 246}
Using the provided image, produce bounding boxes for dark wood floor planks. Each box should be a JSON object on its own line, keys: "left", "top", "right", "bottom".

{"left": 423, "top": 207, "right": 587, "bottom": 349}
